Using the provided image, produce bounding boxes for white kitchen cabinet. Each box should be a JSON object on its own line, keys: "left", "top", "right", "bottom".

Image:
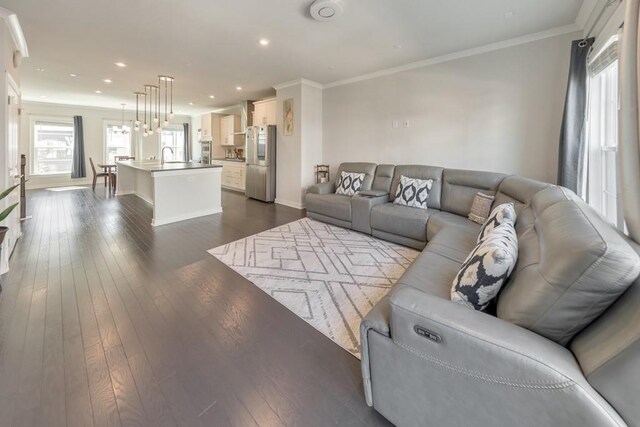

{"left": 253, "top": 98, "right": 276, "bottom": 126}
{"left": 201, "top": 113, "right": 212, "bottom": 139}
{"left": 211, "top": 160, "right": 246, "bottom": 191}
{"left": 220, "top": 115, "right": 242, "bottom": 146}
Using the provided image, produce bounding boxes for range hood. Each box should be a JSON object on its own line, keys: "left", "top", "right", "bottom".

{"left": 233, "top": 100, "right": 255, "bottom": 135}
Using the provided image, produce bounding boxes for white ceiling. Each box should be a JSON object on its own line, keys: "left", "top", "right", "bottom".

{"left": 1, "top": 0, "right": 587, "bottom": 115}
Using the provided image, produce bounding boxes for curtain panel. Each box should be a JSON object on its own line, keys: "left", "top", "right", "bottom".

{"left": 557, "top": 37, "right": 594, "bottom": 195}
{"left": 619, "top": 0, "right": 640, "bottom": 242}
{"left": 183, "top": 123, "right": 191, "bottom": 162}
{"left": 71, "top": 115, "right": 86, "bottom": 178}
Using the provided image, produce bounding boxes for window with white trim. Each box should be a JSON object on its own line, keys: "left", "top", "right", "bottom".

{"left": 160, "top": 125, "right": 185, "bottom": 162}
{"left": 104, "top": 120, "right": 132, "bottom": 164}
{"left": 586, "top": 37, "right": 623, "bottom": 228}
{"left": 31, "top": 117, "right": 74, "bottom": 175}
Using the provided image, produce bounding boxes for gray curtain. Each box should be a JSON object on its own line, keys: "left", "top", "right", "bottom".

{"left": 619, "top": 0, "right": 640, "bottom": 242}
{"left": 183, "top": 122, "right": 190, "bottom": 162}
{"left": 557, "top": 37, "right": 594, "bottom": 194}
{"left": 71, "top": 115, "right": 86, "bottom": 178}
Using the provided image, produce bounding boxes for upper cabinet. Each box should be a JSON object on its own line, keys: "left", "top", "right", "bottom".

{"left": 200, "top": 113, "right": 221, "bottom": 141}
{"left": 220, "top": 115, "right": 243, "bottom": 146}
{"left": 253, "top": 98, "right": 276, "bottom": 126}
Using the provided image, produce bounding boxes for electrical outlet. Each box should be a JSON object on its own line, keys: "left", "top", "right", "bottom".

{"left": 392, "top": 120, "right": 399, "bottom": 129}
{"left": 403, "top": 120, "right": 410, "bottom": 128}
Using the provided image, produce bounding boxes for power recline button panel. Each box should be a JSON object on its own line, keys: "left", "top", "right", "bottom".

{"left": 414, "top": 326, "right": 442, "bottom": 343}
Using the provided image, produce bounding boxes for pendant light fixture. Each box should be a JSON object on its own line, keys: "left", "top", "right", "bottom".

{"left": 133, "top": 92, "right": 144, "bottom": 131}
{"left": 116, "top": 104, "right": 130, "bottom": 134}
{"left": 134, "top": 76, "right": 175, "bottom": 137}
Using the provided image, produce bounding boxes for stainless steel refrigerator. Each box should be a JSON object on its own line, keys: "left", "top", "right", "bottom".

{"left": 245, "top": 125, "right": 276, "bottom": 202}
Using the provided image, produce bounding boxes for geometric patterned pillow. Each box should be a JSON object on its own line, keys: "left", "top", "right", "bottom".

{"left": 451, "top": 222, "right": 519, "bottom": 312}
{"left": 393, "top": 175, "right": 433, "bottom": 209}
{"left": 477, "top": 202, "right": 517, "bottom": 244}
{"left": 335, "top": 171, "right": 365, "bottom": 196}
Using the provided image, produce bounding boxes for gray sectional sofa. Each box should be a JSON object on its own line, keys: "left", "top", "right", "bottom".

{"left": 305, "top": 162, "right": 640, "bottom": 427}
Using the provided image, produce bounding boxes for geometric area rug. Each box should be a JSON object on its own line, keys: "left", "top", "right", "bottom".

{"left": 207, "top": 218, "right": 419, "bottom": 358}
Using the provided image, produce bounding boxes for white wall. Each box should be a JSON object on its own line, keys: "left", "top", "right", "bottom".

{"left": 21, "top": 101, "right": 191, "bottom": 189}
{"left": 300, "top": 84, "right": 323, "bottom": 199}
{"left": 322, "top": 32, "right": 579, "bottom": 184}
{"left": 275, "top": 84, "right": 302, "bottom": 207}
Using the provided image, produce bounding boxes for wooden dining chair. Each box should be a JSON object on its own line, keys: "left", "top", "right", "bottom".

{"left": 89, "top": 157, "right": 112, "bottom": 191}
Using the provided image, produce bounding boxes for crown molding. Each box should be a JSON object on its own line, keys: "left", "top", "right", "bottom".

{"left": 273, "top": 78, "right": 323, "bottom": 91}
{"left": 0, "top": 6, "right": 28, "bottom": 57}
{"left": 324, "top": 24, "right": 580, "bottom": 89}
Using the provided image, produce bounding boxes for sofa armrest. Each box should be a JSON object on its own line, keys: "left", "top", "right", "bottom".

{"left": 380, "top": 284, "right": 623, "bottom": 425}
{"left": 389, "top": 284, "right": 584, "bottom": 385}
{"left": 306, "top": 181, "right": 334, "bottom": 195}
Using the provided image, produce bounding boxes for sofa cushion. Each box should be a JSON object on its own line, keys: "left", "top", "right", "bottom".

{"left": 371, "top": 204, "right": 435, "bottom": 242}
{"left": 477, "top": 202, "right": 517, "bottom": 243}
{"left": 441, "top": 169, "right": 505, "bottom": 216}
{"left": 424, "top": 226, "right": 479, "bottom": 263}
{"left": 335, "top": 162, "right": 377, "bottom": 192}
{"left": 372, "top": 164, "right": 395, "bottom": 193}
{"left": 426, "top": 211, "right": 481, "bottom": 242}
{"left": 497, "top": 187, "right": 640, "bottom": 345}
{"left": 396, "top": 251, "right": 461, "bottom": 299}
{"left": 335, "top": 171, "right": 365, "bottom": 196}
{"left": 494, "top": 175, "right": 550, "bottom": 214}
{"left": 390, "top": 165, "right": 444, "bottom": 209}
{"left": 305, "top": 193, "right": 352, "bottom": 222}
{"left": 393, "top": 176, "right": 433, "bottom": 209}
{"left": 451, "top": 222, "right": 518, "bottom": 311}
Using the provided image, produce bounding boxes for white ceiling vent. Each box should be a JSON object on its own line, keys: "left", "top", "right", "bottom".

{"left": 310, "top": 0, "right": 344, "bottom": 21}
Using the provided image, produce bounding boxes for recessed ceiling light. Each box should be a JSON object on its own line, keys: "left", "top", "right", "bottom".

{"left": 236, "top": 86, "right": 242, "bottom": 91}
{"left": 103, "top": 79, "right": 112, "bottom": 83}
{"left": 40, "top": 95, "right": 47, "bottom": 99}
{"left": 209, "top": 95, "right": 215, "bottom": 99}
{"left": 69, "top": 73, "right": 77, "bottom": 77}
{"left": 95, "top": 90, "right": 102, "bottom": 94}
{"left": 259, "top": 38, "right": 270, "bottom": 46}
{"left": 115, "top": 62, "right": 127, "bottom": 67}
{"left": 189, "top": 102, "right": 194, "bottom": 105}
{"left": 36, "top": 68, "right": 44, "bottom": 72}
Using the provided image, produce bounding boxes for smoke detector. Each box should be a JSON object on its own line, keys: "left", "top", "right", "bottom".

{"left": 310, "top": 0, "right": 344, "bottom": 21}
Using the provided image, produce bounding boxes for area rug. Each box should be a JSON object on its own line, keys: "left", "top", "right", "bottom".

{"left": 207, "top": 218, "right": 419, "bottom": 358}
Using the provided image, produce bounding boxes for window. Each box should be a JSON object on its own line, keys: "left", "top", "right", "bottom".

{"left": 586, "top": 39, "right": 623, "bottom": 228}
{"left": 160, "top": 126, "right": 185, "bottom": 162}
{"left": 104, "top": 120, "right": 132, "bottom": 164}
{"left": 31, "top": 118, "right": 74, "bottom": 175}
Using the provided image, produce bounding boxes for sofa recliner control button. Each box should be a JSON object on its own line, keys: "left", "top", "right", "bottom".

{"left": 414, "top": 326, "right": 441, "bottom": 343}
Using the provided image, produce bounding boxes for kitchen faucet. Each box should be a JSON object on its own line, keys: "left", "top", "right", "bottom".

{"left": 161, "top": 146, "right": 174, "bottom": 165}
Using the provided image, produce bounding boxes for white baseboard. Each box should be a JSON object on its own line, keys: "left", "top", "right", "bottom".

{"left": 275, "top": 198, "right": 305, "bottom": 210}
{"left": 151, "top": 207, "right": 223, "bottom": 227}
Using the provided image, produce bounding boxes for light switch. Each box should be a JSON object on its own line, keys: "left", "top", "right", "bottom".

{"left": 403, "top": 120, "right": 410, "bottom": 128}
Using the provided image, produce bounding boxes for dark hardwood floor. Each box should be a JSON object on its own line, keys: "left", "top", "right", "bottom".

{"left": 0, "top": 187, "right": 391, "bottom": 427}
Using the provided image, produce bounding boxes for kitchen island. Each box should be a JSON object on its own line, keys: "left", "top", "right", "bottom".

{"left": 116, "top": 160, "right": 222, "bottom": 226}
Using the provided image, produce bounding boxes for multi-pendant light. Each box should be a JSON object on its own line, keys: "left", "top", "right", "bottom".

{"left": 135, "top": 75, "right": 175, "bottom": 137}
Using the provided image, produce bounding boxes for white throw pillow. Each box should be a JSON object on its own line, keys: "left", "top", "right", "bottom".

{"left": 477, "top": 202, "right": 517, "bottom": 243}
{"left": 335, "top": 171, "right": 365, "bottom": 196}
{"left": 393, "top": 175, "right": 433, "bottom": 209}
{"left": 451, "top": 222, "right": 518, "bottom": 312}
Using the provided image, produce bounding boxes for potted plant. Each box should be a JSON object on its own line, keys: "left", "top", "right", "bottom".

{"left": 0, "top": 183, "right": 21, "bottom": 246}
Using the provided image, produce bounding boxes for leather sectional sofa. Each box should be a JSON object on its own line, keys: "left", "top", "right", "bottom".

{"left": 306, "top": 162, "right": 640, "bottom": 427}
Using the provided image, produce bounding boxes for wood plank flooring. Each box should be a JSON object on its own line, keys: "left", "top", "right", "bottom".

{"left": 0, "top": 187, "right": 391, "bottom": 427}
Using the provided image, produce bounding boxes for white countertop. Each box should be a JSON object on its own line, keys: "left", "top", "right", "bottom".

{"left": 117, "top": 160, "right": 222, "bottom": 173}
